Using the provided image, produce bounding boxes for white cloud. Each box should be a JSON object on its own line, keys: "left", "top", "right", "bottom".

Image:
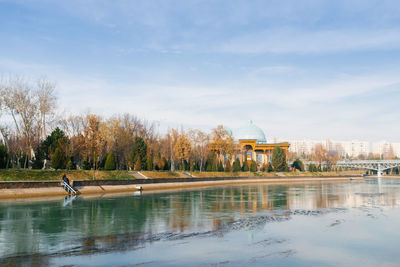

{"left": 52, "top": 70, "right": 400, "bottom": 140}
{"left": 263, "top": 73, "right": 400, "bottom": 108}
{"left": 2, "top": 55, "right": 400, "bottom": 141}
{"left": 218, "top": 28, "right": 400, "bottom": 54}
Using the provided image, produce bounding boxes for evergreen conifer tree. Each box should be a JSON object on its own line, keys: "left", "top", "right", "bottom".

{"left": 225, "top": 160, "right": 232, "bottom": 172}
{"left": 82, "top": 159, "right": 91, "bottom": 170}
{"left": 292, "top": 158, "right": 304, "bottom": 171}
{"left": 67, "top": 160, "right": 75, "bottom": 170}
{"left": 187, "top": 160, "right": 191, "bottom": 171}
{"left": 308, "top": 163, "right": 316, "bottom": 172}
{"left": 99, "top": 157, "right": 107, "bottom": 169}
{"left": 0, "top": 144, "right": 7, "bottom": 169}
{"left": 243, "top": 160, "right": 249, "bottom": 172}
{"left": 51, "top": 147, "right": 65, "bottom": 170}
{"left": 267, "top": 163, "right": 273, "bottom": 172}
{"left": 33, "top": 128, "right": 69, "bottom": 169}
{"left": 104, "top": 153, "right": 116, "bottom": 170}
{"left": 162, "top": 157, "right": 169, "bottom": 170}
{"left": 232, "top": 158, "right": 241, "bottom": 172}
{"left": 218, "top": 161, "right": 224, "bottom": 172}
{"left": 146, "top": 156, "right": 153, "bottom": 171}
{"left": 129, "top": 136, "right": 147, "bottom": 169}
{"left": 250, "top": 160, "right": 257, "bottom": 172}
{"left": 271, "top": 147, "right": 287, "bottom": 172}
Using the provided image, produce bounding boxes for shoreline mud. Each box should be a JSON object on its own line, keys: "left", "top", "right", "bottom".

{"left": 0, "top": 176, "right": 369, "bottom": 199}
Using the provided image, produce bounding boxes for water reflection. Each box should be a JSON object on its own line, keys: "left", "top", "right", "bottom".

{"left": 1, "top": 179, "right": 400, "bottom": 266}
{"left": 62, "top": 195, "right": 77, "bottom": 207}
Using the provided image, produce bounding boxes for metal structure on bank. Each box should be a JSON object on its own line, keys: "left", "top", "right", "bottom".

{"left": 336, "top": 160, "right": 400, "bottom": 177}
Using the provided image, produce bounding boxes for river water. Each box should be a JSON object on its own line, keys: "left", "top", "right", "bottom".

{"left": 1, "top": 179, "right": 400, "bottom": 266}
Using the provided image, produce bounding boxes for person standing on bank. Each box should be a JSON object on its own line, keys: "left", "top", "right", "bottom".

{"left": 62, "top": 174, "right": 70, "bottom": 186}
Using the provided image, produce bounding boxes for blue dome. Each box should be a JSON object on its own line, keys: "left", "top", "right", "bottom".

{"left": 233, "top": 121, "right": 267, "bottom": 144}
{"left": 223, "top": 126, "right": 233, "bottom": 136}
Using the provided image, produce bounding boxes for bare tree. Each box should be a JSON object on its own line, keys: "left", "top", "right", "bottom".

{"left": 59, "top": 114, "right": 84, "bottom": 138}
{"left": 312, "top": 144, "right": 328, "bottom": 165}
{"left": 188, "top": 129, "right": 209, "bottom": 172}
{"left": 0, "top": 76, "right": 57, "bottom": 167}
{"left": 36, "top": 78, "right": 56, "bottom": 140}
{"left": 312, "top": 143, "right": 338, "bottom": 170}
{"left": 14, "top": 80, "right": 39, "bottom": 167}
{"left": 0, "top": 80, "right": 5, "bottom": 145}
{"left": 2, "top": 76, "right": 22, "bottom": 134}
{"left": 0, "top": 77, "right": 39, "bottom": 167}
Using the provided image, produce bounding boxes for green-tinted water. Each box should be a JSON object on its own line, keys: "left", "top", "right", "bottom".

{"left": 1, "top": 179, "right": 400, "bottom": 266}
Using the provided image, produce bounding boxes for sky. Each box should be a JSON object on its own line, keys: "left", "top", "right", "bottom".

{"left": 1, "top": 0, "right": 400, "bottom": 142}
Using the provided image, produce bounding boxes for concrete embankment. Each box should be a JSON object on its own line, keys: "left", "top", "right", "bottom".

{"left": 138, "top": 176, "right": 363, "bottom": 191}
{"left": 0, "top": 184, "right": 143, "bottom": 199}
{"left": 0, "top": 175, "right": 363, "bottom": 199}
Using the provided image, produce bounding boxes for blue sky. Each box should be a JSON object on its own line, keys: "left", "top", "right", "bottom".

{"left": 1, "top": 0, "right": 400, "bottom": 141}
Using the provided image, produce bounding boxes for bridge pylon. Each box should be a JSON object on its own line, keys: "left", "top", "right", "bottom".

{"left": 377, "top": 165, "right": 383, "bottom": 177}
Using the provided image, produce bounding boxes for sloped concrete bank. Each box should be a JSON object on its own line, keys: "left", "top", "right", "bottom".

{"left": 137, "top": 176, "right": 363, "bottom": 191}
{"left": 0, "top": 175, "right": 363, "bottom": 199}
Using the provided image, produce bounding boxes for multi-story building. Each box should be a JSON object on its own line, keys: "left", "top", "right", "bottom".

{"left": 289, "top": 140, "right": 321, "bottom": 155}
{"left": 341, "top": 140, "right": 370, "bottom": 157}
{"left": 288, "top": 139, "right": 369, "bottom": 158}
{"left": 372, "top": 141, "right": 400, "bottom": 158}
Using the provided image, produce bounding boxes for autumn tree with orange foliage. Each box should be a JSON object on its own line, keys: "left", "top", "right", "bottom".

{"left": 210, "top": 125, "right": 234, "bottom": 165}
{"left": 82, "top": 114, "right": 105, "bottom": 171}
{"left": 174, "top": 133, "right": 192, "bottom": 170}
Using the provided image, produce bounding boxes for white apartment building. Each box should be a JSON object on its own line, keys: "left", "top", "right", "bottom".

{"left": 340, "top": 140, "right": 370, "bottom": 157}
{"left": 288, "top": 139, "right": 369, "bottom": 158}
{"left": 372, "top": 141, "right": 400, "bottom": 158}
{"left": 288, "top": 139, "right": 321, "bottom": 155}
{"left": 277, "top": 138, "right": 400, "bottom": 158}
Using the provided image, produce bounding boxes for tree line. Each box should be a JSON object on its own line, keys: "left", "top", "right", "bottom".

{"left": 0, "top": 76, "right": 291, "bottom": 172}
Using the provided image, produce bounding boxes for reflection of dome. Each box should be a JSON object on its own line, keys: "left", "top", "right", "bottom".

{"left": 233, "top": 121, "right": 267, "bottom": 144}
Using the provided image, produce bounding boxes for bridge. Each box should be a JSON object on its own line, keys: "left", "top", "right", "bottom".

{"left": 336, "top": 160, "right": 400, "bottom": 177}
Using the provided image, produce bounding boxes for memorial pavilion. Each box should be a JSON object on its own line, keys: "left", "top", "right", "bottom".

{"left": 224, "top": 121, "right": 290, "bottom": 165}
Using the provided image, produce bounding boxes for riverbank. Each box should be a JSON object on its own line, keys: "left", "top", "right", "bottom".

{"left": 0, "top": 175, "right": 365, "bottom": 199}
{"left": 0, "top": 185, "right": 142, "bottom": 199}
{"left": 137, "top": 176, "right": 364, "bottom": 192}
{"left": 0, "top": 170, "right": 133, "bottom": 181}
{"left": 0, "top": 169, "right": 363, "bottom": 181}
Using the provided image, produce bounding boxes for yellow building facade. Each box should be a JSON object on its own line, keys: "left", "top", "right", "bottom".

{"left": 224, "top": 122, "right": 290, "bottom": 165}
